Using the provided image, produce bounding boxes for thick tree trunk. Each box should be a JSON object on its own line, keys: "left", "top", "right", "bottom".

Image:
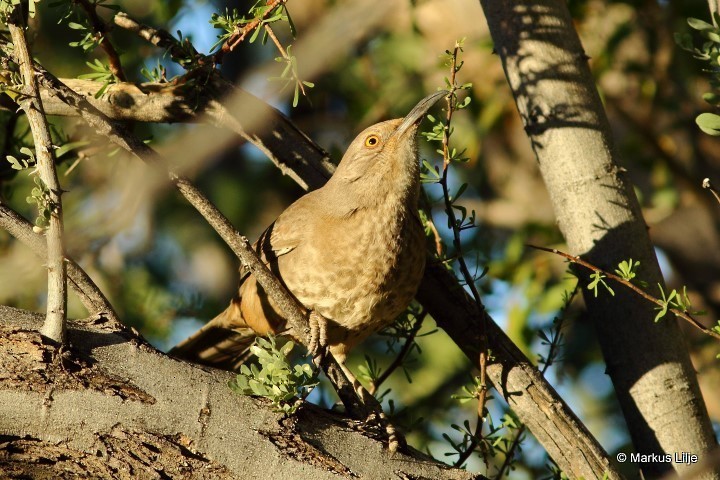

{"left": 0, "top": 306, "right": 478, "bottom": 480}
{"left": 479, "top": 1, "right": 718, "bottom": 478}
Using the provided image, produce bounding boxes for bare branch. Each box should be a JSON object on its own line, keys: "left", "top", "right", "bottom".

{"left": 15, "top": 78, "right": 334, "bottom": 190}
{"left": 7, "top": 6, "right": 67, "bottom": 344}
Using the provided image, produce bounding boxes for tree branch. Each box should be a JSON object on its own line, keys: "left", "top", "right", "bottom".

{"left": 529, "top": 245, "right": 720, "bottom": 340}
{"left": 7, "top": 6, "right": 67, "bottom": 344}
{"left": 0, "top": 202, "right": 119, "bottom": 325}
{"left": 0, "top": 306, "right": 480, "bottom": 480}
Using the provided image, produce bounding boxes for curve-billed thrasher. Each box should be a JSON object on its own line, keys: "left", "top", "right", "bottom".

{"left": 170, "top": 91, "right": 446, "bottom": 370}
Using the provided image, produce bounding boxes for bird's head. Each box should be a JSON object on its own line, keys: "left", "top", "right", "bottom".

{"left": 330, "top": 91, "right": 447, "bottom": 199}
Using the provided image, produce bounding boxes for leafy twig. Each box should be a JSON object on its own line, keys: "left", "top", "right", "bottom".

{"left": 430, "top": 40, "right": 487, "bottom": 468}
{"left": 212, "top": 0, "right": 289, "bottom": 63}
{"left": 529, "top": 244, "right": 720, "bottom": 340}
{"left": 367, "top": 309, "right": 427, "bottom": 396}
{"left": 75, "top": 0, "right": 126, "bottom": 81}
{"left": 113, "top": 12, "right": 205, "bottom": 70}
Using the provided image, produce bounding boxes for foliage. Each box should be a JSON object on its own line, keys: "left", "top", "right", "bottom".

{"left": 229, "top": 336, "right": 317, "bottom": 414}
{"left": 77, "top": 58, "right": 117, "bottom": 97}
{"left": 676, "top": 14, "right": 720, "bottom": 135}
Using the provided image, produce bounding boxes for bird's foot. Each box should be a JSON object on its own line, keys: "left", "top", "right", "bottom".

{"left": 365, "top": 409, "right": 405, "bottom": 453}
{"left": 307, "top": 311, "right": 329, "bottom": 362}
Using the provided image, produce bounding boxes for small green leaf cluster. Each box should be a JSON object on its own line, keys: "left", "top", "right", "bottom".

{"left": 614, "top": 258, "right": 647, "bottom": 287}
{"left": 443, "top": 408, "right": 522, "bottom": 470}
{"left": 228, "top": 336, "right": 318, "bottom": 414}
{"left": 0, "top": 61, "right": 23, "bottom": 101}
{"left": 6, "top": 145, "right": 34, "bottom": 170}
{"left": 141, "top": 61, "right": 168, "bottom": 83}
{"left": 587, "top": 271, "right": 613, "bottom": 298}
{"left": 270, "top": 45, "right": 314, "bottom": 108}
{"left": 67, "top": 20, "right": 102, "bottom": 52}
{"left": 171, "top": 30, "right": 201, "bottom": 69}
{"left": 676, "top": 15, "right": 720, "bottom": 135}
{"left": 49, "top": 1, "right": 119, "bottom": 52}
{"left": 210, "top": 1, "right": 295, "bottom": 51}
{"left": 451, "top": 375, "right": 487, "bottom": 404}
{"left": 0, "top": 0, "right": 41, "bottom": 19}
{"left": 26, "top": 175, "right": 53, "bottom": 230}
{"left": 77, "top": 58, "right": 117, "bottom": 97}
{"left": 654, "top": 285, "right": 705, "bottom": 322}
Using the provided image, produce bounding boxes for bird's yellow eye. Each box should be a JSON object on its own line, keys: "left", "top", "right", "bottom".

{"left": 364, "top": 134, "right": 380, "bottom": 148}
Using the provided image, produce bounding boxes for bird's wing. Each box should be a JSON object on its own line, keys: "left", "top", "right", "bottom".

{"left": 254, "top": 191, "right": 319, "bottom": 265}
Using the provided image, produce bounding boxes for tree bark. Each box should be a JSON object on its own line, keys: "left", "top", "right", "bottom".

{"left": 0, "top": 306, "right": 480, "bottom": 480}
{"left": 479, "top": 1, "right": 718, "bottom": 478}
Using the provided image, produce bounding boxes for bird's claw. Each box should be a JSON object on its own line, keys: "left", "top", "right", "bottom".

{"left": 308, "top": 311, "right": 329, "bottom": 362}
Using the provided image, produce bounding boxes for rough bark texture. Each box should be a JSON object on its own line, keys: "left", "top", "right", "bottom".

{"left": 0, "top": 306, "right": 480, "bottom": 480}
{"left": 479, "top": 1, "right": 718, "bottom": 478}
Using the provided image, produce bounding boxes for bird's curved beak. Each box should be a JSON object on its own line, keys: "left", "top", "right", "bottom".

{"left": 395, "top": 90, "right": 449, "bottom": 138}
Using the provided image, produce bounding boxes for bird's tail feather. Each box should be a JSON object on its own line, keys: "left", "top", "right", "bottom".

{"left": 169, "top": 302, "right": 256, "bottom": 371}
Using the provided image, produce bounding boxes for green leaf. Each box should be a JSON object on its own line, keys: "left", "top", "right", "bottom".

{"left": 249, "top": 25, "right": 261, "bottom": 43}
{"left": 688, "top": 17, "right": 715, "bottom": 31}
{"left": 701, "top": 30, "right": 720, "bottom": 43}
{"left": 702, "top": 92, "right": 720, "bottom": 105}
{"left": 696, "top": 113, "right": 720, "bottom": 135}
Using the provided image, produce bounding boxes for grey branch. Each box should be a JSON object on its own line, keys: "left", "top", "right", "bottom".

{"left": 7, "top": 7, "right": 68, "bottom": 344}
{"left": 0, "top": 306, "right": 479, "bottom": 480}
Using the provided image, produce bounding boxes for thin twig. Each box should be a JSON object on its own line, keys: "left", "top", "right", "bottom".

{"left": 703, "top": 178, "right": 720, "bottom": 206}
{"left": 113, "top": 12, "right": 205, "bottom": 70}
{"left": 7, "top": 6, "right": 68, "bottom": 344}
{"left": 495, "top": 285, "right": 578, "bottom": 479}
{"left": 264, "top": 24, "right": 307, "bottom": 98}
{"left": 76, "top": 0, "right": 126, "bottom": 81}
{"left": 215, "top": 0, "right": 288, "bottom": 63}
{"left": 438, "top": 42, "right": 489, "bottom": 468}
{"left": 0, "top": 203, "right": 120, "bottom": 325}
{"left": 368, "top": 310, "right": 426, "bottom": 395}
{"left": 529, "top": 244, "right": 720, "bottom": 340}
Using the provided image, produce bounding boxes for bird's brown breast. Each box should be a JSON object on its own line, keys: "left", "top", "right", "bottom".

{"left": 274, "top": 195, "right": 425, "bottom": 352}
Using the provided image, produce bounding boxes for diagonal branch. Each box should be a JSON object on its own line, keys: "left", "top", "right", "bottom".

{"left": 530, "top": 244, "right": 720, "bottom": 340}
{"left": 0, "top": 202, "right": 120, "bottom": 325}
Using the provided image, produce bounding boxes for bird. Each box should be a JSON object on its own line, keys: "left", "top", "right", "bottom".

{"left": 170, "top": 91, "right": 446, "bottom": 373}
